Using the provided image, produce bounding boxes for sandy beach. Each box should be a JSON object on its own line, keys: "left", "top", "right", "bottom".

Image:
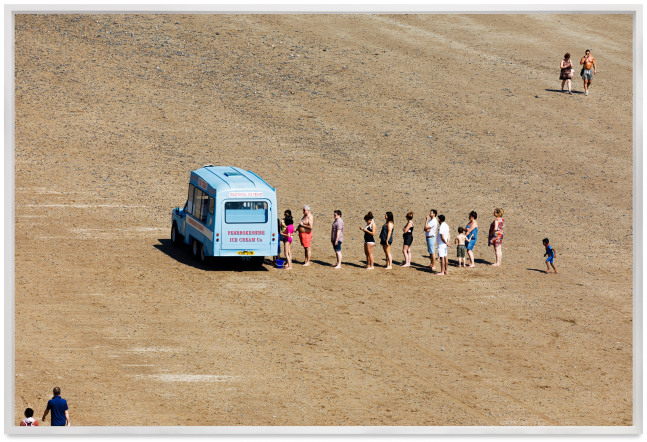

{"left": 13, "top": 13, "right": 633, "bottom": 426}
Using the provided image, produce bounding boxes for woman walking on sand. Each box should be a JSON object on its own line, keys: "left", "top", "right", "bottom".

{"left": 560, "top": 52, "right": 574, "bottom": 94}
{"left": 359, "top": 212, "right": 376, "bottom": 269}
{"left": 281, "top": 210, "right": 294, "bottom": 270}
{"left": 401, "top": 212, "right": 414, "bottom": 267}
{"left": 488, "top": 208, "right": 504, "bottom": 266}
{"left": 379, "top": 212, "right": 395, "bottom": 269}
{"left": 465, "top": 211, "right": 478, "bottom": 268}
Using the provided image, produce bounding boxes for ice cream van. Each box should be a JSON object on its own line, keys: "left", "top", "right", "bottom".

{"left": 171, "top": 165, "right": 279, "bottom": 267}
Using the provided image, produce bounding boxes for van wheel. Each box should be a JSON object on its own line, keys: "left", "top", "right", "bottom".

{"left": 200, "top": 244, "right": 207, "bottom": 264}
{"left": 192, "top": 239, "right": 201, "bottom": 260}
{"left": 171, "top": 223, "right": 182, "bottom": 247}
{"left": 251, "top": 256, "right": 265, "bottom": 268}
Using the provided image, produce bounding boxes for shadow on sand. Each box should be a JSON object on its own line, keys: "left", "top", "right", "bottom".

{"left": 154, "top": 239, "right": 269, "bottom": 272}
{"left": 544, "top": 88, "right": 584, "bottom": 95}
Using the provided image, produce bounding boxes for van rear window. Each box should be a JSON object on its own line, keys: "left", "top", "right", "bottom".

{"left": 225, "top": 201, "right": 268, "bottom": 224}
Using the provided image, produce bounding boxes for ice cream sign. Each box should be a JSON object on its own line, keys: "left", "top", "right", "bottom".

{"left": 229, "top": 192, "right": 263, "bottom": 197}
{"left": 227, "top": 230, "right": 265, "bottom": 243}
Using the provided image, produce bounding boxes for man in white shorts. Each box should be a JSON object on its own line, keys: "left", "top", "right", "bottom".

{"left": 437, "top": 214, "right": 450, "bottom": 276}
{"left": 424, "top": 209, "right": 438, "bottom": 271}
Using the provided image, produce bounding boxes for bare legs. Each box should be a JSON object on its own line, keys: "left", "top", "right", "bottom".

{"left": 437, "top": 255, "right": 448, "bottom": 275}
{"left": 333, "top": 245, "right": 342, "bottom": 269}
{"left": 364, "top": 243, "right": 375, "bottom": 269}
{"left": 284, "top": 242, "right": 292, "bottom": 269}
{"left": 467, "top": 249, "right": 475, "bottom": 267}
{"left": 382, "top": 244, "right": 392, "bottom": 269}
{"left": 562, "top": 79, "right": 572, "bottom": 93}
{"left": 545, "top": 261, "right": 557, "bottom": 273}
{"left": 491, "top": 244, "right": 502, "bottom": 266}
{"left": 303, "top": 247, "right": 311, "bottom": 266}
{"left": 583, "top": 79, "right": 592, "bottom": 95}
{"left": 402, "top": 245, "right": 411, "bottom": 267}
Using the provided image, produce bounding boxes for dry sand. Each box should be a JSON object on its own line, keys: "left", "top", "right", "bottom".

{"left": 13, "top": 13, "right": 633, "bottom": 426}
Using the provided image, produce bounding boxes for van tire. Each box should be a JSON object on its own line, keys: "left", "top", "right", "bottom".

{"left": 251, "top": 256, "right": 265, "bottom": 268}
{"left": 192, "top": 239, "right": 201, "bottom": 261}
{"left": 171, "top": 223, "right": 182, "bottom": 247}
{"left": 200, "top": 244, "right": 207, "bottom": 264}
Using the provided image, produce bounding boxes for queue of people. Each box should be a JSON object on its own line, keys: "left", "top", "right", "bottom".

{"left": 278, "top": 206, "right": 507, "bottom": 273}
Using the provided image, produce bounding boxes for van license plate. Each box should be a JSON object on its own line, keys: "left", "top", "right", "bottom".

{"left": 237, "top": 251, "right": 255, "bottom": 256}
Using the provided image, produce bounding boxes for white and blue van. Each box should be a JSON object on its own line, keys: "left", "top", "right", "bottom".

{"left": 171, "top": 165, "right": 279, "bottom": 266}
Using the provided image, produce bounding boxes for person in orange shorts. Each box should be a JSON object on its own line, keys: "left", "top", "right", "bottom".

{"left": 298, "top": 205, "right": 314, "bottom": 266}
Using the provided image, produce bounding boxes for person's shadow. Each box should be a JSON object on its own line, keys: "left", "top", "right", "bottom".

{"left": 544, "top": 88, "right": 584, "bottom": 94}
{"left": 527, "top": 268, "right": 547, "bottom": 274}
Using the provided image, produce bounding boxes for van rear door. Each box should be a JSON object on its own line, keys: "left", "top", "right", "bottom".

{"left": 221, "top": 200, "right": 272, "bottom": 251}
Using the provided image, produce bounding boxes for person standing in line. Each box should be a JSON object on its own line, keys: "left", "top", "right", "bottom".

{"left": 455, "top": 227, "right": 468, "bottom": 268}
{"left": 298, "top": 205, "right": 314, "bottom": 266}
{"left": 281, "top": 210, "right": 294, "bottom": 270}
{"left": 424, "top": 209, "right": 438, "bottom": 271}
{"left": 274, "top": 216, "right": 282, "bottom": 266}
{"left": 20, "top": 408, "right": 39, "bottom": 426}
{"left": 401, "top": 211, "right": 414, "bottom": 267}
{"left": 379, "top": 212, "right": 395, "bottom": 269}
{"left": 437, "top": 214, "right": 450, "bottom": 276}
{"left": 465, "top": 211, "right": 479, "bottom": 268}
{"left": 331, "top": 210, "right": 344, "bottom": 269}
{"left": 560, "top": 52, "right": 574, "bottom": 94}
{"left": 543, "top": 238, "right": 557, "bottom": 273}
{"left": 359, "top": 211, "right": 376, "bottom": 270}
{"left": 42, "top": 387, "right": 69, "bottom": 426}
{"left": 579, "top": 49, "right": 597, "bottom": 96}
{"left": 488, "top": 208, "right": 505, "bottom": 266}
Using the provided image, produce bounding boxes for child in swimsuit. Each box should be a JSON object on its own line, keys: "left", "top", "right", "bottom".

{"left": 455, "top": 227, "right": 467, "bottom": 267}
{"left": 543, "top": 238, "right": 557, "bottom": 273}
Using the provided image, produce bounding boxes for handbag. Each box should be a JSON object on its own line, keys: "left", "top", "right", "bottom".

{"left": 580, "top": 67, "right": 584, "bottom": 76}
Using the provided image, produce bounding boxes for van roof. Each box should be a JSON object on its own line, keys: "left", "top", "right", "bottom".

{"left": 192, "top": 166, "right": 275, "bottom": 193}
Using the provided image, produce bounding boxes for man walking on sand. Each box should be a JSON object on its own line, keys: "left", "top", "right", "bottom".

{"left": 331, "top": 210, "right": 344, "bottom": 269}
{"left": 298, "top": 205, "right": 314, "bottom": 266}
{"left": 580, "top": 49, "right": 597, "bottom": 96}
{"left": 42, "top": 387, "right": 69, "bottom": 426}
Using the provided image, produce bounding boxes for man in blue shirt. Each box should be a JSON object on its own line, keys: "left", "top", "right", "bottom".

{"left": 42, "top": 387, "right": 69, "bottom": 426}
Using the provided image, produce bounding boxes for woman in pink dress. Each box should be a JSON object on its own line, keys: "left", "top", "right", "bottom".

{"left": 488, "top": 208, "right": 504, "bottom": 266}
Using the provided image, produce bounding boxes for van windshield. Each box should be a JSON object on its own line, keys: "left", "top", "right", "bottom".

{"left": 225, "top": 201, "right": 268, "bottom": 224}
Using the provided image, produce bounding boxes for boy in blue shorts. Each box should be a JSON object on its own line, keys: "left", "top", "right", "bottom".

{"left": 543, "top": 238, "right": 557, "bottom": 273}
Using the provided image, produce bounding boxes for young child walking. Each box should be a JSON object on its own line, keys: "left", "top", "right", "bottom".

{"left": 455, "top": 227, "right": 467, "bottom": 267}
{"left": 543, "top": 238, "right": 557, "bottom": 273}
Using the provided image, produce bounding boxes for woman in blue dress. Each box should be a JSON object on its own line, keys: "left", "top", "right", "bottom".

{"left": 465, "top": 211, "right": 478, "bottom": 268}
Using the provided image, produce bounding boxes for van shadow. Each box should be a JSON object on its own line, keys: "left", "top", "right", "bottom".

{"left": 154, "top": 239, "right": 269, "bottom": 272}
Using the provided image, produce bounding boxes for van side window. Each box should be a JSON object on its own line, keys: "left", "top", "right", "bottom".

{"left": 200, "top": 194, "right": 209, "bottom": 223}
{"left": 192, "top": 187, "right": 202, "bottom": 222}
{"left": 187, "top": 184, "right": 195, "bottom": 215}
{"left": 191, "top": 187, "right": 210, "bottom": 224}
{"left": 209, "top": 196, "right": 215, "bottom": 215}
